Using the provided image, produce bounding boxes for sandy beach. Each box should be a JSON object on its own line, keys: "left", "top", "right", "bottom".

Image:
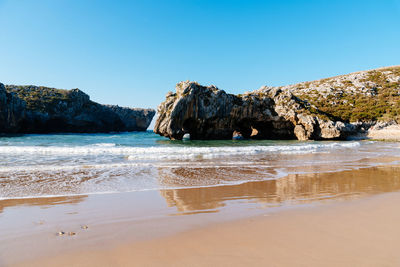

{"left": 2, "top": 165, "right": 400, "bottom": 266}
{"left": 1, "top": 0, "right": 399, "bottom": 266}
{"left": 28, "top": 192, "right": 400, "bottom": 267}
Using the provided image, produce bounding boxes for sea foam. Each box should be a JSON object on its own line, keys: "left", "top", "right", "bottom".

{"left": 1, "top": 132, "right": 398, "bottom": 200}
{"left": 0, "top": 141, "right": 361, "bottom": 160}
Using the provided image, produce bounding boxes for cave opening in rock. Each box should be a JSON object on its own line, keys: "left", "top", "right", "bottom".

{"left": 236, "top": 119, "right": 296, "bottom": 140}
{"left": 181, "top": 118, "right": 297, "bottom": 140}
{"left": 182, "top": 118, "right": 197, "bottom": 140}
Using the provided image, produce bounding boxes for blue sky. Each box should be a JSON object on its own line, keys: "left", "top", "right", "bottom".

{"left": 0, "top": 0, "right": 399, "bottom": 112}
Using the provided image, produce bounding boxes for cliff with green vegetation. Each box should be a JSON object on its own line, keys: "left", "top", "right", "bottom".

{"left": 279, "top": 66, "right": 400, "bottom": 123}
{"left": 0, "top": 83, "right": 155, "bottom": 133}
{"left": 155, "top": 66, "right": 400, "bottom": 140}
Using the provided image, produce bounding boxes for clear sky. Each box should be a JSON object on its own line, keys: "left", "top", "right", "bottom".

{"left": 1, "top": 0, "right": 399, "bottom": 112}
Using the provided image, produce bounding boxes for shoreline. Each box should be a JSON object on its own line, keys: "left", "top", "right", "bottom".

{"left": 2, "top": 164, "right": 400, "bottom": 266}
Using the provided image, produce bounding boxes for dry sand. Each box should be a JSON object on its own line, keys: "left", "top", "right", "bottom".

{"left": 368, "top": 124, "right": 400, "bottom": 141}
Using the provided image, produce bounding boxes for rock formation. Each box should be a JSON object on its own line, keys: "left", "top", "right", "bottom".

{"left": 0, "top": 83, "right": 155, "bottom": 133}
{"left": 154, "top": 66, "right": 400, "bottom": 140}
{"left": 0, "top": 83, "right": 26, "bottom": 133}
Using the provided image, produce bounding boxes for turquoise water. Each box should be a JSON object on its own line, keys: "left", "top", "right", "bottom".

{"left": 0, "top": 131, "right": 399, "bottom": 199}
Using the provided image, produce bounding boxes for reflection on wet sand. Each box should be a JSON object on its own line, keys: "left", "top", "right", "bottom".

{"left": 2, "top": 165, "right": 400, "bottom": 216}
{"left": 0, "top": 195, "right": 87, "bottom": 214}
{"left": 159, "top": 166, "right": 400, "bottom": 213}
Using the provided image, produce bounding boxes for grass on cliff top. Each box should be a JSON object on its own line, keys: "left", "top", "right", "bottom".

{"left": 297, "top": 68, "right": 400, "bottom": 123}
{"left": 5, "top": 85, "right": 72, "bottom": 113}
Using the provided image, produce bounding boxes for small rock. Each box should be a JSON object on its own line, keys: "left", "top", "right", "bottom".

{"left": 81, "top": 225, "right": 89, "bottom": 230}
{"left": 57, "top": 231, "right": 65, "bottom": 236}
{"left": 182, "top": 133, "right": 190, "bottom": 140}
{"left": 68, "top": 232, "right": 76, "bottom": 236}
{"left": 232, "top": 131, "right": 244, "bottom": 140}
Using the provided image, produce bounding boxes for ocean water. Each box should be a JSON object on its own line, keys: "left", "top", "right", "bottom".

{"left": 1, "top": 131, "right": 400, "bottom": 199}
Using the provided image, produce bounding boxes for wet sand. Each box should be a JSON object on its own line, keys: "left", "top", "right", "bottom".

{"left": 3, "top": 165, "right": 400, "bottom": 266}
{"left": 26, "top": 192, "right": 400, "bottom": 267}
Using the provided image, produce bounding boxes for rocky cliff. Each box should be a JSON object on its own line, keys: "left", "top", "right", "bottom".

{"left": 154, "top": 66, "right": 400, "bottom": 140}
{"left": 0, "top": 83, "right": 155, "bottom": 133}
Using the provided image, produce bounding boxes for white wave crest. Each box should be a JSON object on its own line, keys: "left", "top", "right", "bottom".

{"left": 0, "top": 142, "right": 361, "bottom": 160}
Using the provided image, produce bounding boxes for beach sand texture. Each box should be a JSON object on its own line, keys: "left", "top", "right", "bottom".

{"left": 1, "top": 165, "right": 400, "bottom": 266}
{"left": 27, "top": 192, "right": 400, "bottom": 267}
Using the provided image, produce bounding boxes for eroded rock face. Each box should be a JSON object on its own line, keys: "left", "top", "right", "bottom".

{"left": 154, "top": 81, "right": 355, "bottom": 140}
{"left": 0, "top": 83, "right": 26, "bottom": 132}
{"left": 0, "top": 83, "right": 155, "bottom": 133}
{"left": 108, "top": 105, "right": 155, "bottom": 131}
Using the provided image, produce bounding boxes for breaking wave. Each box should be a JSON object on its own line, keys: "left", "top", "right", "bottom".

{"left": 0, "top": 131, "right": 399, "bottom": 200}
{"left": 0, "top": 141, "right": 361, "bottom": 160}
